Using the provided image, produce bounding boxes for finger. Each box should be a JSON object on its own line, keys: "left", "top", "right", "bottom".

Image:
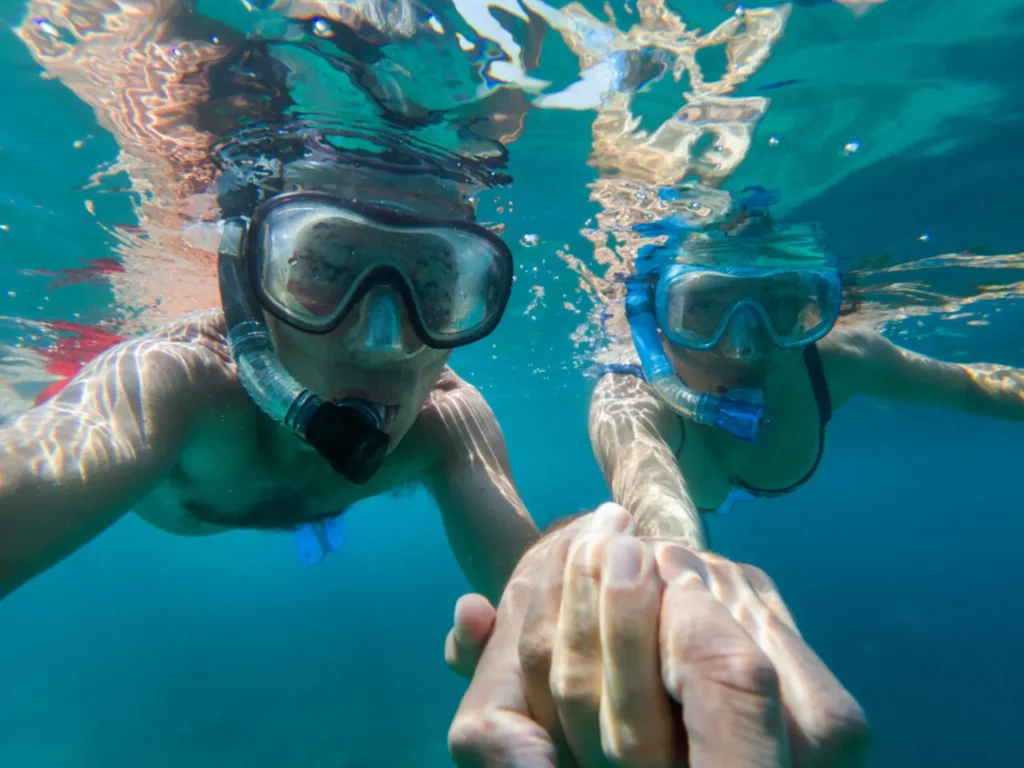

{"left": 521, "top": 504, "right": 634, "bottom": 739}
{"left": 446, "top": 594, "right": 497, "bottom": 679}
{"left": 737, "top": 564, "right": 800, "bottom": 633}
{"left": 598, "top": 536, "right": 678, "bottom": 766}
{"left": 712, "top": 562, "right": 870, "bottom": 768}
{"left": 659, "top": 569, "right": 792, "bottom": 768}
{"left": 450, "top": 580, "right": 557, "bottom": 767}
{"left": 550, "top": 531, "right": 607, "bottom": 767}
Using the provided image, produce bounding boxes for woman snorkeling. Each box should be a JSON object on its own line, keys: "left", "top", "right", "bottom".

{"left": 588, "top": 218, "right": 1024, "bottom": 551}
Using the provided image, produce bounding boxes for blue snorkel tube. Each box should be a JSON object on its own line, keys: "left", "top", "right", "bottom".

{"left": 625, "top": 217, "right": 767, "bottom": 444}
{"left": 625, "top": 280, "right": 766, "bottom": 443}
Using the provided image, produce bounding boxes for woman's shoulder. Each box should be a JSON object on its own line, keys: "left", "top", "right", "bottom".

{"left": 817, "top": 324, "right": 891, "bottom": 407}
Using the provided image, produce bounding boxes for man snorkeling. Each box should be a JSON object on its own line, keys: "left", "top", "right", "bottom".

{"left": 589, "top": 216, "right": 1024, "bottom": 550}
{"left": 0, "top": 127, "right": 541, "bottom": 603}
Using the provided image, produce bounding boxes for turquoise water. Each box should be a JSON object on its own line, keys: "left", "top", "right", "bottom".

{"left": 1, "top": 0, "right": 1023, "bottom": 765}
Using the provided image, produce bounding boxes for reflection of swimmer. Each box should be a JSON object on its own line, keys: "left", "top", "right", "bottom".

{"left": 588, "top": 230, "right": 1024, "bottom": 549}
{"left": 15, "top": 0, "right": 541, "bottom": 328}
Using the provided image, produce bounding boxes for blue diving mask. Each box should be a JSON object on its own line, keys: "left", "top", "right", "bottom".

{"left": 655, "top": 264, "right": 843, "bottom": 352}
{"left": 625, "top": 264, "right": 841, "bottom": 444}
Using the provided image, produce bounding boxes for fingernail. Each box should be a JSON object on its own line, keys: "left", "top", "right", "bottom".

{"left": 589, "top": 503, "right": 631, "bottom": 533}
{"left": 607, "top": 539, "right": 643, "bottom": 586}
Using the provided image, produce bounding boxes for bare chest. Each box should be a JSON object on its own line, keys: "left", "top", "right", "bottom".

{"left": 134, "top": 409, "right": 430, "bottom": 535}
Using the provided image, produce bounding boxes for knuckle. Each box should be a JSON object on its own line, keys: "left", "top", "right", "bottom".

{"left": 450, "top": 710, "right": 557, "bottom": 766}
{"left": 549, "top": 668, "right": 600, "bottom": 711}
{"left": 806, "top": 697, "right": 871, "bottom": 765}
{"left": 601, "top": 731, "right": 644, "bottom": 767}
{"left": 709, "top": 651, "right": 781, "bottom": 700}
{"left": 448, "top": 711, "right": 498, "bottom": 762}
{"left": 739, "top": 563, "right": 779, "bottom": 594}
{"left": 564, "top": 533, "right": 606, "bottom": 581}
{"left": 517, "top": 627, "right": 553, "bottom": 674}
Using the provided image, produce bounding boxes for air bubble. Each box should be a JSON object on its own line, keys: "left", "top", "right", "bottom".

{"left": 520, "top": 233, "right": 540, "bottom": 247}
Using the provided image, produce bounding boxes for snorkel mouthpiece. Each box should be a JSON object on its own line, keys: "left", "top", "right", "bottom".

{"left": 626, "top": 281, "right": 767, "bottom": 444}
{"left": 700, "top": 388, "right": 765, "bottom": 444}
{"left": 219, "top": 219, "right": 390, "bottom": 484}
{"left": 303, "top": 399, "right": 389, "bottom": 484}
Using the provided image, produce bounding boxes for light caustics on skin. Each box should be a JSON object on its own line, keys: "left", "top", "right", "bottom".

{"left": 0, "top": 311, "right": 229, "bottom": 487}
{"left": 587, "top": 366, "right": 705, "bottom": 547}
{"left": 428, "top": 372, "right": 528, "bottom": 521}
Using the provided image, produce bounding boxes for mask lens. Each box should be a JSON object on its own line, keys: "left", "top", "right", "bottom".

{"left": 761, "top": 270, "right": 839, "bottom": 345}
{"left": 658, "top": 267, "right": 841, "bottom": 349}
{"left": 249, "top": 196, "right": 513, "bottom": 346}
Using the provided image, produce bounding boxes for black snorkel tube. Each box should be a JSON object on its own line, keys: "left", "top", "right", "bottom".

{"left": 217, "top": 218, "right": 389, "bottom": 483}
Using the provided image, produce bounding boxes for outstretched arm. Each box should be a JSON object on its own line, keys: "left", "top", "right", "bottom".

{"left": 0, "top": 318, "right": 236, "bottom": 598}
{"left": 588, "top": 371, "right": 708, "bottom": 550}
{"left": 422, "top": 374, "right": 540, "bottom": 604}
{"left": 826, "top": 327, "right": 1024, "bottom": 420}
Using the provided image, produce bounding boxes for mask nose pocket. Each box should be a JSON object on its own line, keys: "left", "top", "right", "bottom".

{"left": 721, "top": 304, "right": 764, "bottom": 359}
{"left": 364, "top": 289, "right": 403, "bottom": 350}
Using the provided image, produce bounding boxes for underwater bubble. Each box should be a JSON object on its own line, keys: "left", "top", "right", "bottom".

{"left": 842, "top": 141, "right": 860, "bottom": 155}
{"left": 312, "top": 18, "right": 333, "bottom": 37}
{"left": 520, "top": 233, "right": 540, "bottom": 247}
{"left": 769, "top": 136, "right": 780, "bottom": 146}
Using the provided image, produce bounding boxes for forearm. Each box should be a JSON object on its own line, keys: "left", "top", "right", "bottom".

{"left": 959, "top": 365, "right": 1024, "bottom": 421}
{"left": 609, "top": 461, "right": 707, "bottom": 550}
{"left": 0, "top": 416, "right": 163, "bottom": 597}
{"left": 440, "top": 503, "right": 540, "bottom": 605}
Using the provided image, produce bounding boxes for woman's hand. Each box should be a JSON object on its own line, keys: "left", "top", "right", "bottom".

{"left": 446, "top": 504, "right": 869, "bottom": 767}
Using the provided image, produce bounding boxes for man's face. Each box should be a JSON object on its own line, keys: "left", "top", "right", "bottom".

{"left": 263, "top": 173, "right": 471, "bottom": 448}
{"left": 268, "top": 301, "right": 450, "bottom": 449}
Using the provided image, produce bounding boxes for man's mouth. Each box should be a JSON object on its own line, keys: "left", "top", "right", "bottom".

{"left": 331, "top": 391, "right": 399, "bottom": 431}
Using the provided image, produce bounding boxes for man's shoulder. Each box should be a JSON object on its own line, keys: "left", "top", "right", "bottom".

{"left": 410, "top": 366, "right": 495, "bottom": 460}
{"left": 122, "top": 310, "right": 236, "bottom": 377}
{"left": 145, "top": 310, "right": 232, "bottom": 357}
{"left": 423, "top": 365, "right": 492, "bottom": 414}
{"left": 61, "top": 310, "right": 238, "bottom": 408}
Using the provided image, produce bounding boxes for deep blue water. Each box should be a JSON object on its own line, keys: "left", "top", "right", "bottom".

{"left": 2, "top": 0, "right": 1023, "bottom": 766}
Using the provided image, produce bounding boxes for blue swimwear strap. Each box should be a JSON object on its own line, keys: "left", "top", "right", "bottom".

{"left": 595, "top": 363, "right": 646, "bottom": 380}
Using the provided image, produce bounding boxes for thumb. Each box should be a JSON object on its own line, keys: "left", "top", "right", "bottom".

{"left": 445, "top": 593, "right": 497, "bottom": 679}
